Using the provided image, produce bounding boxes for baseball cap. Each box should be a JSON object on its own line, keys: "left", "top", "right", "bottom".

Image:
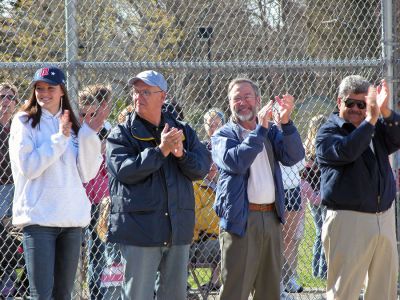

{"left": 32, "top": 67, "right": 66, "bottom": 86}
{"left": 128, "top": 70, "right": 167, "bottom": 92}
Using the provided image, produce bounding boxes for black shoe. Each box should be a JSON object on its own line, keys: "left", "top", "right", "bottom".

{"left": 200, "top": 282, "right": 221, "bottom": 292}
{"left": 284, "top": 277, "right": 304, "bottom": 293}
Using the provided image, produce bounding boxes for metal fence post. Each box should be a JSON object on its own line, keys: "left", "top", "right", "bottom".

{"left": 381, "top": 0, "right": 394, "bottom": 99}
{"left": 65, "top": 0, "right": 79, "bottom": 114}
{"left": 65, "top": 1, "right": 84, "bottom": 298}
{"left": 382, "top": 0, "right": 399, "bottom": 265}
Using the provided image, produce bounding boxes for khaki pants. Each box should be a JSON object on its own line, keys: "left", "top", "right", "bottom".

{"left": 218, "top": 211, "right": 282, "bottom": 300}
{"left": 322, "top": 205, "right": 398, "bottom": 300}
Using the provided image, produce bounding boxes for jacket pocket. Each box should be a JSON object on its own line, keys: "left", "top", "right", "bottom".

{"left": 111, "top": 194, "right": 162, "bottom": 213}
{"left": 177, "top": 180, "right": 195, "bottom": 210}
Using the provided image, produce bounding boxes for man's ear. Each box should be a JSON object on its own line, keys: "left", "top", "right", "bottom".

{"left": 161, "top": 92, "right": 167, "bottom": 104}
{"left": 337, "top": 97, "right": 342, "bottom": 110}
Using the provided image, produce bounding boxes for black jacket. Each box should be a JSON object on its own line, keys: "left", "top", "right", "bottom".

{"left": 106, "top": 111, "right": 211, "bottom": 246}
{"left": 316, "top": 111, "right": 400, "bottom": 212}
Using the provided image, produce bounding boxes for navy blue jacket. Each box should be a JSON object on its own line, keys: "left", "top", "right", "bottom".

{"left": 211, "top": 121, "right": 304, "bottom": 237}
{"left": 106, "top": 112, "right": 211, "bottom": 246}
{"left": 316, "top": 112, "right": 400, "bottom": 212}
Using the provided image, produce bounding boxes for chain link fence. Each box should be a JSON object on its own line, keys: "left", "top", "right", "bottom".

{"left": 0, "top": 0, "right": 399, "bottom": 299}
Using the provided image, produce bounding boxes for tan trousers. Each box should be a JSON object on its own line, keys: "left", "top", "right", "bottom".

{"left": 218, "top": 211, "right": 282, "bottom": 300}
{"left": 322, "top": 205, "right": 398, "bottom": 300}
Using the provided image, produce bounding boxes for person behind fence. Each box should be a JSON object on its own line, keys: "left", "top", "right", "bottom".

{"left": 272, "top": 109, "right": 304, "bottom": 296}
{"left": 280, "top": 161, "right": 304, "bottom": 295}
{"left": 9, "top": 66, "right": 106, "bottom": 300}
{"left": 0, "top": 82, "right": 21, "bottom": 297}
{"left": 95, "top": 106, "right": 140, "bottom": 300}
{"left": 191, "top": 163, "right": 221, "bottom": 293}
{"left": 188, "top": 107, "right": 224, "bottom": 293}
{"left": 106, "top": 70, "right": 211, "bottom": 300}
{"left": 316, "top": 76, "right": 400, "bottom": 300}
{"left": 79, "top": 84, "right": 112, "bottom": 300}
{"left": 117, "top": 104, "right": 134, "bottom": 124}
{"left": 300, "top": 114, "right": 327, "bottom": 280}
{"left": 0, "top": 82, "right": 19, "bottom": 239}
{"left": 203, "top": 108, "right": 225, "bottom": 149}
{"left": 211, "top": 78, "right": 304, "bottom": 300}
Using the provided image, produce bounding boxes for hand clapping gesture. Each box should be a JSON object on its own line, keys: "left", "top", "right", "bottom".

{"left": 257, "top": 100, "right": 274, "bottom": 129}
{"left": 83, "top": 102, "right": 110, "bottom": 133}
{"left": 274, "top": 94, "right": 295, "bottom": 124}
{"left": 376, "top": 79, "right": 392, "bottom": 118}
{"left": 366, "top": 86, "right": 380, "bottom": 125}
{"left": 159, "top": 123, "right": 184, "bottom": 158}
{"left": 60, "top": 110, "right": 72, "bottom": 137}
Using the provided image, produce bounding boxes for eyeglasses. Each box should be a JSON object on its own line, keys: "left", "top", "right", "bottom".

{"left": 0, "top": 94, "right": 15, "bottom": 101}
{"left": 81, "top": 112, "right": 96, "bottom": 118}
{"left": 344, "top": 98, "right": 366, "bottom": 109}
{"left": 231, "top": 96, "right": 256, "bottom": 103}
{"left": 132, "top": 90, "right": 163, "bottom": 97}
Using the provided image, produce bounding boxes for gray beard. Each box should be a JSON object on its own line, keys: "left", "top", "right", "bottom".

{"left": 234, "top": 109, "right": 256, "bottom": 122}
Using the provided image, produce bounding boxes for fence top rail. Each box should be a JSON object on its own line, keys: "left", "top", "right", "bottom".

{"left": 0, "top": 59, "right": 386, "bottom": 71}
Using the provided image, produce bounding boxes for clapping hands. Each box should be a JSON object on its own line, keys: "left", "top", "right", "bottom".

{"left": 83, "top": 102, "right": 110, "bottom": 133}
{"left": 59, "top": 110, "right": 72, "bottom": 137}
{"left": 159, "top": 123, "right": 184, "bottom": 158}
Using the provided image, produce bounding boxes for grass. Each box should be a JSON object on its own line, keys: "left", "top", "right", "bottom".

{"left": 188, "top": 206, "right": 327, "bottom": 291}
{"left": 188, "top": 268, "right": 211, "bottom": 289}
{"left": 298, "top": 206, "right": 326, "bottom": 290}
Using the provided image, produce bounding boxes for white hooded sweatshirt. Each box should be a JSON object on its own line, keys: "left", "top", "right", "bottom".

{"left": 9, "top": 109, "right": 102, "bottom": 228}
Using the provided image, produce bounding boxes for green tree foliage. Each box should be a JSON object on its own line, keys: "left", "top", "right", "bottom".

{"left": 304, "top": 0, "right": 381, "bottom": 59}
{"left": 0, "top": 0, "right": 66, "bottom": 62}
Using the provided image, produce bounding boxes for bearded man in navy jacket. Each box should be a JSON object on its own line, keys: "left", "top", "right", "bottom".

{"left": 316, "top": 75, "right": 400, "bottom": 300}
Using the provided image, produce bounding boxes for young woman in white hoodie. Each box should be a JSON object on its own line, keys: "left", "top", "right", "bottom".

{"left": 9, "top": 67, "right": 105, "bottom": 300}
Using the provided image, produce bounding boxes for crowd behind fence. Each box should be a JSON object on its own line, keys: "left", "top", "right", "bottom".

{"left": 0, "top": 0, "right": 399, "bottom": 299}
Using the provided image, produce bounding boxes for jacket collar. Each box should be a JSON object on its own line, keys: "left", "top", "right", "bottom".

{"left": 228, "top": 119, "right": 274, "bottom": 141}
{"left": 42, "top": 108, "right": 62, "bottom": 119}
{"left": 128, "top": 111, "right": 185, "bottom": 142}
{"left": 329, "top": 112, "right": 356, "bottom": 130}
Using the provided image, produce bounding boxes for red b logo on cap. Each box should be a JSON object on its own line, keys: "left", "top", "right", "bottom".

{"left": 40, "top": 68, "right": 49, "bottom": 77}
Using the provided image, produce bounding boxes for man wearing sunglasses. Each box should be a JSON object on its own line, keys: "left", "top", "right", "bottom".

{"left": 316, "top": 75, "right": 400, "bottom": 300}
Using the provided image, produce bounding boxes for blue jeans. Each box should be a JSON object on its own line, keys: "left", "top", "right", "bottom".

{"left": 309, "top": 204, "right": 327, "bottom": 278}
{"left": 120, "top": 244, "right": 190, "bottom": 300}
{"left": 87, "top": 205, "right": 106, "bottom": 300}
{"left": 23, "top": 225, "right": 82, "bottom": 300}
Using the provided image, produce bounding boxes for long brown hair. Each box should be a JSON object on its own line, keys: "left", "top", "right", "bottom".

{"left": 304, "top": 114, "right": 327, "bottom": 161}
{"left": 21, "top": 84, "right": 80, "bottom": 135}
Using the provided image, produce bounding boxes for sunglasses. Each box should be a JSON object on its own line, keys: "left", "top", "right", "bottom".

{"left": 80, "top": 112, "right": 96, "bottom": 118}
{"left": 0, "top": 94, "right": 15, "bottom": 101}
{"left": 344, "top": 98, "right": 366, "bottom": 109}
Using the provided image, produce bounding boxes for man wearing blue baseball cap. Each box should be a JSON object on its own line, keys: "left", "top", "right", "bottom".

{"left": 106, "top": 70, "right": 211, "bottom": 300}
{"left": 127, "top": 70, "right": 168, "bottom": 92}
